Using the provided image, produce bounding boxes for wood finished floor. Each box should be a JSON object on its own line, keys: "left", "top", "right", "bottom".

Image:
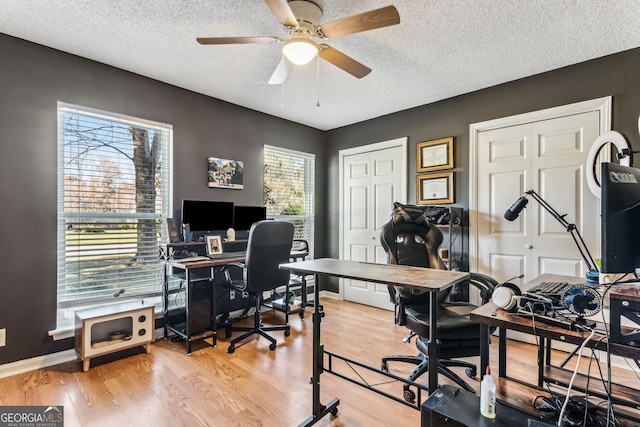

{"left": 0, "top": 298, "right": 637, "bottom": 426}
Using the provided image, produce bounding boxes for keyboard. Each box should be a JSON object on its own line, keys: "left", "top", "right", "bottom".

{"left": 527, "top": 281, "right": 573, "bottom": 299}
{"left": 172, "top": 256, "right": 208, "bottom": 263}
{"left": 207, "top": 251, "right": 246, "bottom": 259}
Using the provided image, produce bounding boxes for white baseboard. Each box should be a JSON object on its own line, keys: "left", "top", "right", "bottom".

{"left": 319, "top": 290, "right": 339, "bottom": 299}
{"left": 0, "top": 349, "right": 78, "bottom": 379}
{"left": 0, "top": 328, "right": 167, "bottom": 379}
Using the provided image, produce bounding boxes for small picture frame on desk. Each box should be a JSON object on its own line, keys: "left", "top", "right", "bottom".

{"left": 205, "top": 235, "right": 223, "bottom": 256}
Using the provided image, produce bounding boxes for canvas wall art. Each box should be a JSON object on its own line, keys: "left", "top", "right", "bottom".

{"left": 207, "top": 157, "right": 244, "bottom": 189}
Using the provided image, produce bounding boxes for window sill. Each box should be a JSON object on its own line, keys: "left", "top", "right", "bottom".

{"left": 48, "top": 325, "right": 74, "bottom": 341}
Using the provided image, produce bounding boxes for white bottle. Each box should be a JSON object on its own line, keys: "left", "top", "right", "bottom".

{"left": 226, "top": 227, "right": 235, "bottom": 241}
{"left": 480, "top": 366, "right": 496, "bottom": 418}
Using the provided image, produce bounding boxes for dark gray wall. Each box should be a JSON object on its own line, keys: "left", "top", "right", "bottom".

{"left": 323, "top": 48, "right": 640, "bottom": 291}
{"left": 2, "top": 29, "right": 640, "bottom": 363}
{"left": 0, "top": 34, "right": 326, "bottom": 364}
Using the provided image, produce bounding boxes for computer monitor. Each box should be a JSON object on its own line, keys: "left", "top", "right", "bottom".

{"left": 600, "top": 162, "right": 640, "bottom": 274}
{"left": 181, "top": 200, "right": 234, "bottom": 232}
{"left": 233, "top": 205, "right": 267, "bottom": 231}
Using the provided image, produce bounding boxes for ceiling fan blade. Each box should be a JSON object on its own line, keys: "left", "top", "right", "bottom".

{"left": 318, "top": 5, "right": 400, "bottom": 39}
{"left": 268, "top": 57, "right": 291, "bottom": 85}
{"left": 318, "top": 46, "right": 371, "bottom": 79}
{"left": 197, "top": 36, "right": 281, "bottom": 45}
{"left": 264, "top": 0, "right": 298, "bottom": 28}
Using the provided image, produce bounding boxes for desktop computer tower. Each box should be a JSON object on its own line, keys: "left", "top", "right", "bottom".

{"left": 188, "top": 280, "right": 214, "bottom": 334}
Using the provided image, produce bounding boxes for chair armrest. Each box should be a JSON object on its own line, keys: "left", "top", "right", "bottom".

{"left": 220, "top": 262, "right": 246, "bottom": 286}
{"left": 469, "top": 272, "right": 499, "bottom": 304}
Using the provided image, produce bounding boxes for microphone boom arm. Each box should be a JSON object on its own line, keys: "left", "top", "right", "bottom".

{"left": 525, "top": 190, "right": 599, "bottom": 272}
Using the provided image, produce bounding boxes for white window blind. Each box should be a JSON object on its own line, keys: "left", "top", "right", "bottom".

{"left": 264, "top": 145, "right": 315, "bottom": 258}
{"left": 57, "top": 103, "right": 172, "bottom": 309}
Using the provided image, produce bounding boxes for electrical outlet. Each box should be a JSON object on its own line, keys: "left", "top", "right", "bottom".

{"left": 0, "top": 328, "right": 6, "bottom": 347}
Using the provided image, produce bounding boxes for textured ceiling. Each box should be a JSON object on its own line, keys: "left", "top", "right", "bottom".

{"left": 2, "top": 1, "right": 640, "bottom": 130}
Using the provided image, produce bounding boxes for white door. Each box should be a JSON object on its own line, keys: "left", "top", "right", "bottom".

{"left": 340, "top": 138, "right": 407, "bottom": 309}
{"left": 471, "top": 98, "right": 611, "bottom": 283}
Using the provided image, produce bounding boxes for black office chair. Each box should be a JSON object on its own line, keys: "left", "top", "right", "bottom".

{"left": 221, "top": 220, "right": 294, "bottom": 353}
{"left": 380, "top": 202, "right": 497, "bottom": 402}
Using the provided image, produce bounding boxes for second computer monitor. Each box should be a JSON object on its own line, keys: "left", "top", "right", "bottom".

{"left": 601, "top": 162, "right": 640, "bottom": 274}
{"left": 233, "top": 205, "right": 267, "bottom": 231}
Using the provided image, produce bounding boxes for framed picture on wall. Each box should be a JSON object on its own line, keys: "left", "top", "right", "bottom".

{"left": 207, "top": 157, "right": 244, "bottom": 189}
{"left": 416, "top": 137, "right": 454, "bottom": 172}
{"left": 417, "top": 172, "right": 454, "bottom": 204}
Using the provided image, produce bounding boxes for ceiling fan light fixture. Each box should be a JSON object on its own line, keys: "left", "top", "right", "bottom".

{"left": 282, "top": 38, "right": 318, "bottom": 65}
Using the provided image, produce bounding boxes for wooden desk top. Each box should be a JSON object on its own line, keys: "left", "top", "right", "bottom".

{"left": 470, "top": 273, "right": 640, "bottom": 359}
{"left": 168, "top": 255, "right": 245, "bottom": 269}
{"left": 279, "top": 258, "right": 469, "bottom": 291}
{"left": 471, "top": 273, "right": 583, "bottom": 330}
{"left": 170, "top": 248, "right": 308, "bottom": 269}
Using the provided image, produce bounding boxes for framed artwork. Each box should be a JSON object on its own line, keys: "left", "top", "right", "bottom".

{"left": 416, "top": 137, "right": 454, "bottom": 172}
{"left": 417, "top": 172, "right": 454, "bottom": 204}
{"left": 208, "top": 157, "right": 244, "bottom": 189}
{"left": 205, "top": 234, "right": 223, "bottom": 256}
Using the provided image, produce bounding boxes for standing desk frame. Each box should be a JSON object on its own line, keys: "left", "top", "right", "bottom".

{"left": 280, "top": 258, "right": 469, "bottom": 427}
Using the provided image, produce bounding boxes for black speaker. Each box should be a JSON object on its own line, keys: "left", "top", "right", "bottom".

{"left": 167, "top": 218, "right": 181, "bottom": 243}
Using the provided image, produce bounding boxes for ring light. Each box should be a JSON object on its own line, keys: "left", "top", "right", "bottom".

{"left": 586, "top": 130, "right": 631, "bottom": 198}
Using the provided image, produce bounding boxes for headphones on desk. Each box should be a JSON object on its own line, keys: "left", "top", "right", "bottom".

{"left": 492, "top": 274, "right": 524, "bottom": 312}
{"left": 492, "top": 275, "right": 556, "bottom": 313}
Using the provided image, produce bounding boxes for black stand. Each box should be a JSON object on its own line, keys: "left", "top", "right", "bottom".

{"left": 297, "top": 272, "right": 340, "bottom": 427}
{"left": 525, "top": 190, "right": 598, "bottom": 273}
{"left": 427, "top": 290, "right": 440, "bottom": 396}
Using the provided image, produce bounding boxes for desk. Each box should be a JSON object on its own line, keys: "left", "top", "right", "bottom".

{"left": 165, "top": 249, "right": 311, "bottom": 354}
{"left": 164, "top": 255, "right": 245, "bottom": 354}
{"left": 470, "top": 273, "right": 640, "bottom": 423}
{"left": 279, "top": 258, "right": 469, "bottom": 427}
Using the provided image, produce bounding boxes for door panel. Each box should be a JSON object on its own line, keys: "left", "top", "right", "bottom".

{"left": 342, "top": 143, "right": 405, "bottom": 309}
{"left": 476, "top": 111, "right": 600, "bottom": 283}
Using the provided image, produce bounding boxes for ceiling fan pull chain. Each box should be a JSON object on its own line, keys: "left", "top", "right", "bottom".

{"left": 316, "top": 55, "right": 321, "bottom": 107}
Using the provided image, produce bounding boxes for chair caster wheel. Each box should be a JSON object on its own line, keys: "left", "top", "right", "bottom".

{"left": 284, "top": 328, "right": 291, "bottom": 337}
{"left": 331, "top": 407, "right": 339, "bottom": 417}
{"left": 269, "top": 343, "right": 277, "bottom": 350}
{"left": 403, "top": 388, "right": 416, "bottom": 403}
{"left": 299, "top": 312, "right": 304, "bottom": 319}
{"left": 381, "top": 361, "right": 388, "bottom": 371}
{"left": 465, "top": 367, "right": 476, "bottom": 378}
{"left": 227, "top": 344, "right": 235, "bottom": 354}
{"left": 225, "top": 329, "right": 232, "bottom": 339}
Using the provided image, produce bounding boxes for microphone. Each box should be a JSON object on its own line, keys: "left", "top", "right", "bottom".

{"left": 504, "top": 197, "right": 529, "bottom": 221}
{"left": 503, "top": 273, "right": 524, "bottom": 284}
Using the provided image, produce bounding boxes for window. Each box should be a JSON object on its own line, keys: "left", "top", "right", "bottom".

{"left": 57, "top": 103, "right": 172, "bottom": 317}
{"left": 263, "top": 145, "right": 315, "bottom": 258}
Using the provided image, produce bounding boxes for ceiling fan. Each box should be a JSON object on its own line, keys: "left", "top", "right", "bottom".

{"left": 197, "top": 0, "right": 400, "bottom": 84}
